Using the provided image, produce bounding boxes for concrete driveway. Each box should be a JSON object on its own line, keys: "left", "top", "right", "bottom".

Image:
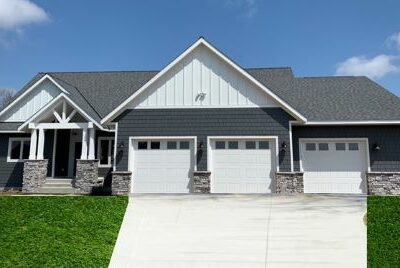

{"left": 109, "top": 194, "right": 366, "bottom": 268}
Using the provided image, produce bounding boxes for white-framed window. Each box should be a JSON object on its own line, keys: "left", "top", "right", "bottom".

{"left": 97, "top": 137, "right": 114, "bottom": 167}
{"left": 7, "top": 138, "right": 31, "bottom": 162}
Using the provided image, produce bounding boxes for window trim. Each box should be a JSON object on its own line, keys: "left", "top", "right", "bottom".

{"left": 7, "top": 137, "right": 31, "bottom": 162}
{"left": 97, "top": 137, "right": 115, "bottom": 167}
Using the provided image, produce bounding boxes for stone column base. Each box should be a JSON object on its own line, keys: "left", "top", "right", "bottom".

{"left": 74, "top": 159, "right": 99, "bottom": 194}
{"left": 367, "top": 172, "right": 400, "bottom": 195}
{"left": 275, "top": 172, "right": 304, "bottom": 194}
{"left": 22, "top": 159, "right": 48, "bottom": 193}
{"left": 111, "top": 171, "right": 132, "bottom": 195}
{"left": 193, "top": 171, "right": 211, "bottom": 193}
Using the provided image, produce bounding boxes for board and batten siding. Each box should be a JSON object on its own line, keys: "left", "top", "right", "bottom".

{"left": 2, "top": 79, "right": 60, "bottom": 122}
{"left": 292, "top": 126, "right": 400, "bottom": 172}
{"left": 115, "top": 108, "right": 294, "bottom": 173}
{"left": 130, "top": 44, "right": 279, "bottom": 109}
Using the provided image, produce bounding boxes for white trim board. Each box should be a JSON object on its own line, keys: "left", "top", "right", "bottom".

{"left": 101, "top": 38, "right": 307, "bottom": 124}
{"left": 0, "top": 74, "right": 69, "bottom": 118}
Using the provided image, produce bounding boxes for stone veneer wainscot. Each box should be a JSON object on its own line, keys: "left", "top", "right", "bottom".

{"left": 275, "top": 172, "right": 304, "bottom": 194}
{"left": 22, "top": 159, "right": 48, "bottom": 193}
{"left": 367, "top": 172, "right": 400, "bottom": 195}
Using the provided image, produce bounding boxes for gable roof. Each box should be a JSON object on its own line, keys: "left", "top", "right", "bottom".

{"left": 100, "top": 38, "right": 307, "bottom": 124}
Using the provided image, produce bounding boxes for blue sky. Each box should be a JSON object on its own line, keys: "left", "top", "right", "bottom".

{"left": 1, "top": 0, "right": 400, "bottom": 95}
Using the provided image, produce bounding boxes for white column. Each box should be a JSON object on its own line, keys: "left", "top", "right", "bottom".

{"left": 37, "top": 128, "right": 45, "bottom": 160}
{"left": 81, "top": 128, "right": 88, "bottom": 160}
{"left": 29, "top": 129, "right": 37, "bottom": 160}
{"left": 88, "top": 128, "right": 95, "bottom": 160}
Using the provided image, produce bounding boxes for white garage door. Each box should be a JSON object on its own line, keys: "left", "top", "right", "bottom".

{"left": 300, "top": 140, "right": 368, "bottom": 194}
{"left": 211, "top": 139, "right": 276, "bottom": 193}
{"left": 133, "top": 139, "right": 194, "bottom": 193}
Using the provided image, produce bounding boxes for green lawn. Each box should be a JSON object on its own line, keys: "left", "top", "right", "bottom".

{"left": 0, "top": 196, "right": 128, "bottom": 268}
{"left": 368, "top": 196, "right": 400, "bottom": 267}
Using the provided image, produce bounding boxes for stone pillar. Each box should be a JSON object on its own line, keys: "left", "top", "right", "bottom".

{"left": 275, "top": 172, "right": 304, "bottom": 194}
{"left": 22, "top": 159, "right": 48, "bottom": 193}
{"left": 193, "top": 171, "right": 211, "bottom": 193}
{"left": 74, "top": 159, "right": 99, "bottom": 194}
{"left": 111, "top": 171, "right": 132, "bottom": 196}
{"left": 367, "top": 172, "right": 400, "bottom": 195}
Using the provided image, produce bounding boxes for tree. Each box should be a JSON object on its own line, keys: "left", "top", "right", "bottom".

{"left": 0, "top": 88, "right": 15, "bottom": 110}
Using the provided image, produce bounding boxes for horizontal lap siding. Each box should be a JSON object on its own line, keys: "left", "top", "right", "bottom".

{"left": 115, "top": 108, "right": 293, "bottom": 172}
{"left": 292, "top": 126, "right": 400, "bottom": 172}
{"left": 0, "top": 133, "right": 30, "bottom": 188}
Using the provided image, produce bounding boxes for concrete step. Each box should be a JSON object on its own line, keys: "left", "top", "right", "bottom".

{"left": 46, "top": 178, "right": 73, "bottom": 184}
{"left": 42, "top": 183, "right": 73, "bottom": 188}
{"left": 37, "top": 187, "right": 75, "bottom": 194}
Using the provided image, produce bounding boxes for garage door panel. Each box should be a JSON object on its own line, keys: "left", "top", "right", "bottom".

{"left": 133, "top": 139, "right": 194, "bottom": 193}
{"left": 211, "top": 139, "right": 276, "bottom": 193}
{"left": 301, "top": 140, "right": 368, "bottom": 194}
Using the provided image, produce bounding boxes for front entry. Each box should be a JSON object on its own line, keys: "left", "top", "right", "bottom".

{"left": 54, "top": 130, "right": 70, "bottom": 177}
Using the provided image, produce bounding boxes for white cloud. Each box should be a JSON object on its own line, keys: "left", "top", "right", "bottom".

{"left": 386, "top": 32, "right": 400, "bottom": 50}
{"left": 225, "top": 0, "right": 258, "bottom": 18}
{"left": 335, "top": 54, "right": 399, "bottom": 79}
{"left": 0, "top": 0, "right": 48, "bottom": 30}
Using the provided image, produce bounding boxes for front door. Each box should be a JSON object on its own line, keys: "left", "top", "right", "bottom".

{"left": 54, "top": 130, "right": 70, "bottom": 177}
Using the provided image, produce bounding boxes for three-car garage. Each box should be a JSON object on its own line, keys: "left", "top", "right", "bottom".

{"left": 128, "top": 136, "right": 370, "bottom": 194}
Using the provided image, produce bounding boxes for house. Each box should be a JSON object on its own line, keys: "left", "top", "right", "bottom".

{"left": 1, "top": 37, "right": 400, "bottom": 195}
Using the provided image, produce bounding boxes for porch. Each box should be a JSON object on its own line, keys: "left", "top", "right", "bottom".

{"left": 20, "top": 98, "right": 114, "bottom": 194}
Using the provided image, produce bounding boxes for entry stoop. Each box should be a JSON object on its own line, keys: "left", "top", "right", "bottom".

{"left": 37, "top": 178, "right": 75, "bottom": 194}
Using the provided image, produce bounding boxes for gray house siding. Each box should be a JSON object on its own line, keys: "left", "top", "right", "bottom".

{"left": 292, "top": 126, "right": 400, "bottom": 172}
{"left": 115, "top": 108, "right": 294, "bottom": 172}
{"left": 0, "top": 133, "right": 30, "bottom": 188}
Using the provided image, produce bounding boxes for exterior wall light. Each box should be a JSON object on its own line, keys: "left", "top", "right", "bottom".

{"left": 373, "top": 143, "right": 380, "bottom": 151}
{"left": 281, "top": 142, "right": 287, "bottom": 152}
{"left": 199, "top": 142, "right": 204, "bottom": 149}
{"left": 118, "top": 142, "right": 124, "bottom": 149}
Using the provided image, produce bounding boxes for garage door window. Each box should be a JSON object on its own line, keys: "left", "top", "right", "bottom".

{"left": 138, "top": 141, "right": 147, "bottom": 150}
{"left": 180, "top": 141, "right": 190, "bottom": 149}
{"left": 215, "top": 141, "right": 225, "bottom": 149}
{"left": 228, "top": 141, "right": 238, "bottom": 149}
{"left": 151, "top": 141, "right": 160, "bottom": 150}
{"left": 167, "top": 141, "right": 177, "bottom": 149}
{"left": 306, "top": 143, "right": 316, "bottom": 151}
{"left": 349, "top": 143, "right": 359, "bottom": 151}
{"left": 318, "top": 143, "right": 329, "bottom": 151}
{"left": 245, "top": 141, "right": 256, "bottom": 149}
{"left": 259, "top": 141, "right": 269, "bottom": 149}
{"left": 335, "top": 143, "right": 345, "bottom": 151}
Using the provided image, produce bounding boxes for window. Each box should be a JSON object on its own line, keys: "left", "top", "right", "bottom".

{"left": 259, "top": 141, "right": 269, "bottom": 149}
{"left": 228, "top": 141, "right": 238, "bottom": 149}
{"left": 305, "top": 143, "right": 316, "bottom": 151}
{"left": 180, "top": 141, "right": 190, "bottom": 149}
{"left": 246, "top": 141, "right": 256, "bottom": 149}
{"left": 138, "top": 141, "right": 147, "bottom": 150}
{"left": 97, "top": 137, "right": 114, "bottom": 167}
{"left": 349, "top": 143, "right": 359, "bottom": 151}
{"left": 335, "top": 143, "right": 345, "bottom": 151}
{"left": 215, "top": 141, "right": 225, "bottom": 149}
{"left": 151, "top": 141, "right": 160, "bottom": 150}
{"left": 167, "top": 141, "right": 177, "bottom": 149}
{"left": 8, "top": 138, "right": 30, "bottom": 162}
{"left": 318, "top": 143, "right": 329, "bottom": 151}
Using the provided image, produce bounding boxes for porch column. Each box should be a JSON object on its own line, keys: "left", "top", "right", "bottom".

{"left": 29, "top": 129, "right": 37, "bottom": 160}
{"left": 88, "top": 128, "right": 95, "bottom": 160}
{"left": 36, "top": 128, "right": 45, "bottom": 160}
{"left": 81, "top": 127, "right": 88, "bottom": 160}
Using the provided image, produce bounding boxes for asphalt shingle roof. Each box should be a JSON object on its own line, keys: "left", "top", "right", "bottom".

{"left": 1, "top": 67, "right": 400, "bottom": 131}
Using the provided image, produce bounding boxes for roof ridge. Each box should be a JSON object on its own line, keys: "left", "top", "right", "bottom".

{"left": 297, "top": 76, "right": 364, "bottom": 79}
{"left": 40, "top": 70, "right": 160, "bottom": 74}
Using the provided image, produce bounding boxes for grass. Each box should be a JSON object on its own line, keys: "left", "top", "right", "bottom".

{"left": 368, "top": 196, "right": 400, "bottom": 267}
{"left": 0, "top": 196, "right": 128, "bottom": 267}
